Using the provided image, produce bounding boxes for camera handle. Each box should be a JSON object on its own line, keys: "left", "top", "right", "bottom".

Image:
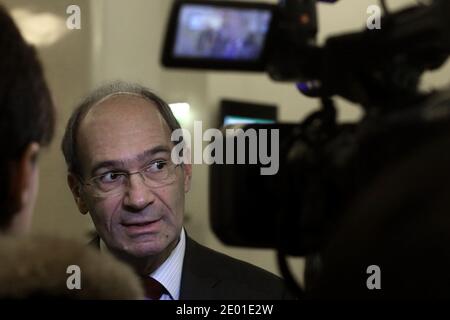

{"left": 276, "top": 96, "right": 337, "bottom": 299}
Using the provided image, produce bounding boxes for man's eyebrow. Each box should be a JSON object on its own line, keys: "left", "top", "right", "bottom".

{"left": 90, "top": 146, "right": 171, "bottom": 176}
{"left": 136, "top": 146, "right": 171, "bottom": 162}
{"left": 90, "top": 160, "right": 126, "bottom": 176}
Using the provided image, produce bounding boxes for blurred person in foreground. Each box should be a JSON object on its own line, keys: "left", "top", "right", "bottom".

{"left": 0, "top": 5, "right": 143, "bottom": 299}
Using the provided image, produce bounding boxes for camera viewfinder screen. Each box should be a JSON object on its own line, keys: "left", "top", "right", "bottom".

{"left": 174, "top": 4, "right": 272, "bottom": 61}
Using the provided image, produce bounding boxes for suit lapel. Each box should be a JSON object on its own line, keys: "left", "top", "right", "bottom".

{"left": 179, "top": 236, "right": 220, "bottom": 299}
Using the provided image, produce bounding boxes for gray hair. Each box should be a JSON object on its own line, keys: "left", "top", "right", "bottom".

{"left": 61, "top": 81, "right": 181, "bottom": 177}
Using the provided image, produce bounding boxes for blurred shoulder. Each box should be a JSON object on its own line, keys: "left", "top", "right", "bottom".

{"left": 0, "top": 234, "right": 144, "bottom": 299}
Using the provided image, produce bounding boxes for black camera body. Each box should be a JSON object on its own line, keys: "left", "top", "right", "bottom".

{"left": 162, "top": 0, "right": 450, "bottom": 257}
{"left": 209, "top": 89, "right": 450, "bottom": 258}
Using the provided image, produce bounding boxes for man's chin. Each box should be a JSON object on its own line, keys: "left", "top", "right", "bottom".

{"left": 122, "top": 240, "right": 166, "bottom": 258}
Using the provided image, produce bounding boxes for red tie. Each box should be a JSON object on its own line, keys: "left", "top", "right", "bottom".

{"left": 142, "top": 277, "right": 166, "bottom": 300}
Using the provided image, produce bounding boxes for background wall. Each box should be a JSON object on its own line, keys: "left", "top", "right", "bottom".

{"left": 4, "top": 0, "right": 450, "bottom": 284}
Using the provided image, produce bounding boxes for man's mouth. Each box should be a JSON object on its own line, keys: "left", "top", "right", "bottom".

{"left": 121, "top": 218, "right": 162, "bottom": 235}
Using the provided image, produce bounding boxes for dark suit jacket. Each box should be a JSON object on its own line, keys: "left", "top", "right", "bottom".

{"left": 89, "top": 234, "right": 293, "bottom": 300}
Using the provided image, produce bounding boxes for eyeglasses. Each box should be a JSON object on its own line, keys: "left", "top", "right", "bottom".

{"left": 80, "top": 160, "right": 181, "bottom": 197}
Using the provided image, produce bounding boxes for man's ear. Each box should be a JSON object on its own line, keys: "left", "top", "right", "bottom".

{"left": 183, "top": 163, "right": 192, "bottom": 193}
{"left": 181, "top": 146, "right": 192, "bottom": 193}
{"left": 67, "top": 173, "right": 89, "bottom": 215}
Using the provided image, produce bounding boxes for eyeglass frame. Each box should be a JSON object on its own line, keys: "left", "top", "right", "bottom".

{"left": 76, "top": 160, "right": 183, "bottom": 197}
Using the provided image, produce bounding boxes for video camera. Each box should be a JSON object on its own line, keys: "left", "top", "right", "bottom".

{"left": 162, "top": 0, "right": 450, "bottom": 294}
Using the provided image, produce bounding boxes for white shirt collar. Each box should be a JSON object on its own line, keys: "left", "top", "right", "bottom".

{"left": 149, "top": 228, "right": 185, "bottom": 300}
{"left": 100, "top": 228, "right": 186, "bottom": 300}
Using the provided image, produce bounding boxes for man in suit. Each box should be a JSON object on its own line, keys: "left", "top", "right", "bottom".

{"left": 62, "top": 81, "right": 292, "bottom": 300}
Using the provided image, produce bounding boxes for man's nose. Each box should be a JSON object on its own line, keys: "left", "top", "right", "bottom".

{"left": 123, "top": 173, "right": 155, "bottom": 211}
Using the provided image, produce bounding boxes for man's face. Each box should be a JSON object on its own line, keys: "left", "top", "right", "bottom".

{"left": 72, "top": 95, "right": 191, "bottom": 258}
